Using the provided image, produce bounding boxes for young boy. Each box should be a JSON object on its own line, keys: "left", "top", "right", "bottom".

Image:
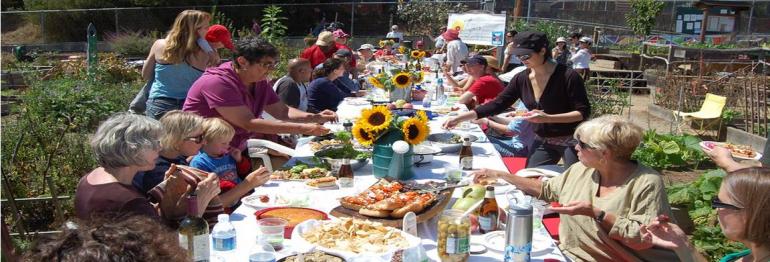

{"left": 190, "top": 117, "right": 270, "bottom": 209}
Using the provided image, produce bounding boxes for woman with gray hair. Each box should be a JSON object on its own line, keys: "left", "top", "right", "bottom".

{"left": 472, "top": 115, "right": 677, "bottom": 261}
{"left": 75, "top": 113, "right": 164, "bottom": 220}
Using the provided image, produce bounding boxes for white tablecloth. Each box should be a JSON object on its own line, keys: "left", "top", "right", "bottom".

{"left": 210, "top": 101, "right": 567, "bottom": 262}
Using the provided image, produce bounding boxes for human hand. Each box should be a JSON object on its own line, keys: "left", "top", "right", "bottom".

{"left": 471, "top": 169, "right": 505, "bottom": 184}
{"left": 548, "top": 201, "right": 595, "bottom": 217}
{"left": 470, "top": 118, "right": 486, "bottom": 125}
{"left": 230, "top": 148, "right": 243, "bottom": 163}
{"left": 243, "top": 166, "right": 270, "bottom": 188}
{"left": 303, "top": 124, "right": 330, "bottom": 136}
{"left": 195, "top": 172, "right": 221, "bottom": 204}
{"left": 316, "top": 110, "right": 338, "bottom": 123}
{"left": 443, "top": 117, "right": 461, "bottom": 129}
{"left": 355, "top": 90, "right": 367, "bottom": 97}
{"left": 640, "top": 215, "right": 691, "bottom": 251}
{"left": 705, "top": 146, "right": 737, "bottom": 167}
{"left": 524, "top": 109, "right": 550, "bottom": 123}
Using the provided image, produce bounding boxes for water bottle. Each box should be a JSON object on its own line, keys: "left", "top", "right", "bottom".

{"left": 211, "top": 214, "right": 236, "bottom": 251}
{"left": 248, "top": 237, "right": 276, "bottom": 262}
{"left": 422, "top": 88, "right": 433, "bottom": 109}
{"left": 435, "top": 73, "right": 445, "bottom": 103}
{"left": 504, "top": 190, "right": 533, "bottom": 262}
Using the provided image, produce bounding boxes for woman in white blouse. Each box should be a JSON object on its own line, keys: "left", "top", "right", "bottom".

{"left": 570, "top": 37, "right": 593, "bottom": 81}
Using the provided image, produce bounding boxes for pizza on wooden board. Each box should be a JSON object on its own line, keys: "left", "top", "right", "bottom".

{"left": 340, "top": 180, "right": 436, "bottom": 218}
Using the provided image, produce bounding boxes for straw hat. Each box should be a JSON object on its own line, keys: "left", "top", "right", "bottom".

{"left": 315, "top": 31, "right": 334, "bottom": 46}
{"left": 482, "top": 55, "right": 500, "bottom": 71}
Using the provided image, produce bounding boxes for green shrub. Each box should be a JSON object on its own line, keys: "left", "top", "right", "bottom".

{"left": 107, "top": 30, "right": 158, "bottom": 58}
{"left": 631, "top": 131, "right": 707, "bottom": 171}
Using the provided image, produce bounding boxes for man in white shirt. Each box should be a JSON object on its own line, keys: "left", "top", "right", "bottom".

{"left": 386, "top": 25, "right": 404, "bottom": 42}
{"left": 442, "top": 28, "right": 468, "bottom": 75}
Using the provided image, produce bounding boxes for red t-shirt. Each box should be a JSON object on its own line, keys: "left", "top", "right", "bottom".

{"left": 300, "top": 45, "right": 337, "bottom": 68}
{"left": 334, "top": 42, "right": 357, "bottom": 68}
{"left": 468, "top": 75, "right": 504, "bottom": 105}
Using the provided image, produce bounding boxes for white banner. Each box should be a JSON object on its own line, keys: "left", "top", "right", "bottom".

{"left": 447, "top": 12, "right": 506, "bottom": 46}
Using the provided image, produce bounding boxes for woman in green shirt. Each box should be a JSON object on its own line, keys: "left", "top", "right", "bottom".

{"left": 473, "top": 115, "right": 677, "bottom": 261}
{"left": 640, "top": 167, "right": 770, "bottom": 262}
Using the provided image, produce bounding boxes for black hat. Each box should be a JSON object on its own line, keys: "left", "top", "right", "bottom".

{"left": 463, "top": 55, "right": 488, "bottom": 67}
{"left": 511, "top": 31, "right": 549, "bottom": 56}
{"left": 334, "top": 48, "right": 353, "bottom": 57}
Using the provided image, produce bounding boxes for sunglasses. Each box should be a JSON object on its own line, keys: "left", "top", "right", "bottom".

{"left": 576, "top": 139, "right": 595, "bottom": 150}
{"left": 517, "top": 54, "right": 532, "bottom": 61}
{"left": 184, "top": 134, "right": 205, "bottom": 144}
{"left": 711, "top": 197, "right": 742, "bottom": 210}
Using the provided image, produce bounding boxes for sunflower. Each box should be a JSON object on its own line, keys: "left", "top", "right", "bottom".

{"left": 359, "top": 106, "right": 392, "bottom": 132}
{"left": 401, "top": 118, "right": 430, "bottom": 145}
{"left": 416, "top": 110, "right": 429, "bottom": 123}
{"left": 398, "top": 46, "right": 407, "bottom": 54}
{"left": 379, "top": 40, "right": 387, "bottom": 48}
{"left": 392, "top": 72, "right": 412, "bottom": 89}
{"left": 412, "top": 71, "right": 424, "bottom": 84}
{"left": 367, "top": 76, "right": 385, "bottom": 89}
{"left": 410, "top": 50, "right": 422, "bottom": 59}
{"left": 352, "top": 124, "right": 376, "bottom": 146}
{"left": 418, "top": 50, "right": 427, "bottom": 58}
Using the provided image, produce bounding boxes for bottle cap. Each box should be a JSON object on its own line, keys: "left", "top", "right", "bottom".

{"left": 217, "top": 214, "right": 230, "bottom": 223}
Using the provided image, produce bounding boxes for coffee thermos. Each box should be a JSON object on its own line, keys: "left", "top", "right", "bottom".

{"left": 503, "top": 191, "right": 533, "bottom": 262}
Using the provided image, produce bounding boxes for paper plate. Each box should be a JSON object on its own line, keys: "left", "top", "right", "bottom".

{"left": 482, "top": 230, "right": 552, "bottom": 255}
{"left": 699, "top": 141, "right": 763, "bottom": 160}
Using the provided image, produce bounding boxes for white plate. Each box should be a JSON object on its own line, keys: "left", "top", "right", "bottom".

{"left": 482, "top": 230, "right": 551, "bottom": 255}
{"left": 699, "top": 141, "right": 763, "bottom": 160}
{"left": 241, "top": 193, "right": 277, "bottom": 209}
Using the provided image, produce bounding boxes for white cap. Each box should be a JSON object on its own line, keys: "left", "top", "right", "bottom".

{"left": 556, "top": 37, "right": 567, "bottom": 43}
{"left": 217, "top": 214, "right": 230, "bottom": 223}
{"left": 579, "top": 36, "right": 593, "bottom": 44}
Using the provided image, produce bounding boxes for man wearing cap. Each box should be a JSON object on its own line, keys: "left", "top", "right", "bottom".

{"left": 457, "top": 55, "right": 504, "bottom": 109}
{"left": 570, "top": 36, "right": 593, "bottom": 81}
{"left": 273, "top": 58, "right": 312, "bottom": 111}
{"left": 386, "top": 25, "right": 404, "bottom": 42}
{"left": 445, "top": 31, "right": 591, "bottom": 169}
{"left": 357, "top": 44, "right": 375, "bottom": 63}
{"left": 301, "top": 31, "right": 339, "bottom": 68}
{"left": 332, "top": 29, "right": 357, "bottom": 75}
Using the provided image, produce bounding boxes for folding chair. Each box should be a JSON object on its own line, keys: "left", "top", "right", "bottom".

{"left": 246, "top": 139, "right": 296, "bottom": 172}
{"left": 672, "top": 93, "right": 727, "bottom": 139}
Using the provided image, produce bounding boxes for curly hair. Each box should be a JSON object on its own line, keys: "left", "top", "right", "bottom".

{"left": 23, "top": 215, "right": 189, "bottom": 262}
{"left": 232, "top": 36, "right": 279, "bottom": 69}
{"left": 160, "top": 10, "right": 211, "bottom": 64}
{"left": 319, "top": 58, "right": 345, "bottom": 78}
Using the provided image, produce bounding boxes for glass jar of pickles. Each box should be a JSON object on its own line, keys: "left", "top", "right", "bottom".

{"left": 437, "top": 209, "right": 470, "bottom": 262}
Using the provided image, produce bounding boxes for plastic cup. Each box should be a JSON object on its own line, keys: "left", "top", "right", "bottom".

{"left": 445, "top": 168, "right": 463, "bottom": 184}
{"left": 257, "top": 217, "right": 287, "bottom": 251}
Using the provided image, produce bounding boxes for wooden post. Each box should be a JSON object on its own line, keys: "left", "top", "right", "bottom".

{"left": 699, "top": 9, "right": 708, "bottom": 43}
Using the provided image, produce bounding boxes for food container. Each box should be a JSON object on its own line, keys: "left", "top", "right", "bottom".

{"left": 314, "top": 147, "right": 369, "bottom": 171}
{"left": 412, "top": 144, "right": 441, "bottom": 166}
{"left": 437, "top": 209, "right": 470, "bottom": 262}
{"left": 427, "top": 133, "right": 478, "bottom": 153}
{"left": 254, "top": 207, "right": 329, "bottom": 239}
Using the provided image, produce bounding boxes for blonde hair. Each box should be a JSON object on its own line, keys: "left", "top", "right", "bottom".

{"left": 158, "top": 110, "right": 204, "bottom": 151}
{"left": 201, "top": 117, "right": 235, "bottom": 143}
{"left": 722, "top": 167, "right": 770, "bottom": 247}
{"left": 160, "top": 10, "right": 211, "bottom": 64}
{"left": 573, "top": 115, "right": 643, "bottom": 160}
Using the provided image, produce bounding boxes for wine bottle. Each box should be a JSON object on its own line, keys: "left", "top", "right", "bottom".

{"left": 477, "top": 186, "right": 499, "bottom": 234}
{"left": 459, "top": 135, "right": 473, "bottom": 170}
{"left": 179, "top": 193, "right": 210, "bottom": 262}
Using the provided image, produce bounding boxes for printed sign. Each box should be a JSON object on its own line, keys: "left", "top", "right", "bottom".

{"left": 448, "top": 12, "right": 506, "bottom": 46}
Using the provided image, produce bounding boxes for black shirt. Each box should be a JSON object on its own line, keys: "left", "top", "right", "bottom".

{"left": 473, "top": 63, "right": 591, "bottom": 138}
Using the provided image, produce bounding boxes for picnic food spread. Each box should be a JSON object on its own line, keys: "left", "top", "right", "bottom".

{"left": 270, "top": 167, "right": 331, "bottom": 180}
{"left": 340, "top": 180, "right": 436, "bottom": 218}
{"left": 702, "top": 141, "right": 758, "bottom": 159}
{"left": 301, "top": 218, "right": 410, "bottom": 254}
{"left": 278, "top": 251, "right": 344, "bottom": 262}
{"left": 306, "top": 177, "right": 338, "bottom": 188}
{"left": 257, "top": 207, "right": 327, "bottom": 228}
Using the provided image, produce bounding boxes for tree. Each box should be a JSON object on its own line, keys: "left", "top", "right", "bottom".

{"left": 626, "top": 0, "right": 665, "bottom": 38}
{"left": 395, "top": 0, "right": 469, "bottom": 37}
{"left": 260, "top": 5, "right": 287, "bottom": 43}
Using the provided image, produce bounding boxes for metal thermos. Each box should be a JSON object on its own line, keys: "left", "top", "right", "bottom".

{"left": 503, "top": 203, "right": 533, "bottom": 262}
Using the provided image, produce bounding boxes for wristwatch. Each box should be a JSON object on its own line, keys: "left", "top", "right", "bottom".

{"left": 595, "top": 210, "right": 606, "bottom": 223}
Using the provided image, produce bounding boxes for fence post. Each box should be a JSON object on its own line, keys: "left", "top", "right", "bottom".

{"left": 39, "top": 13, "right": 45, "bottom": 44}
{"left": 115, "top": 9, "right": 119, "bottom": 34}
{"left": 87, "top": 23, "right": 98, "bottom": 77}
{"left": 350, "top": 2, "right": 355, "bottom": 37}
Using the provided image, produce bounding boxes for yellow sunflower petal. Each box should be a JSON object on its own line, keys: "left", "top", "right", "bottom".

{"left": 401, "top": 118, "right": 430, "bottom": 145}
{"left": 368, "top": 77, "right": 384, "bottom": 89}
{"left": 392, "top": 72, "right": 412, "bottom": 89}
{"left": 410, "top": 50, "right": 421, "bottom": 59}
{"left": 352, "top": 124, "right": 376, "bottom": 146}
{"left": 359, "top": 106, "right": 392, "bottom": 132}
{"left": 416, "top": 110, "right": 428, "bottom": 123}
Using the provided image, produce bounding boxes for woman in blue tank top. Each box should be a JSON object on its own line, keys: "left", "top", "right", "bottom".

{"left": 142, "top": 10, "right": 211, "bottom": 120}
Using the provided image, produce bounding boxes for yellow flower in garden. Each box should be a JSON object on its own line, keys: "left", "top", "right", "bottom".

{"left": 352, "top": 124, "right": 376, "bottom": 146}
{"left": 392, "top": 72, "right": 412, "bottom": 89}
{"left": 410, "top": 50, "right": 422, "bottom": 59}
{"left": 360, "top": 106, "right": 392, "bottom": 132}
{"left": 416, "top": 110, "right": 429, "bottom": 123}
{"left": 412, "top": 71, "right": 424, "bottom": 84}
{"left": 401, "top": 117, "right": 430, "bottom": 145}
{"left": 368, "top": 76, "right": 384, "bottom": 89}
{"left": 379, "top": 40, "right": 387, "bottom": 48}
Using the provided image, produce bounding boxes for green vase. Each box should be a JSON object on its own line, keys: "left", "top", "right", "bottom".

{"left": 372, "top": 131, "right": 414, "bottom": 180}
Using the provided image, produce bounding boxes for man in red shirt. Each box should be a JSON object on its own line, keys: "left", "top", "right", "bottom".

{"left": 458, "top": 55, "right": 504, "bottom": 109}
{"left": 300, "top": 31, "right": 338, "bottom": 68}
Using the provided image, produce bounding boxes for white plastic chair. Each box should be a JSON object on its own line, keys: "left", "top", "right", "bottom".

{"left": 246, "top": 138, "right": 296, "bottom": 172}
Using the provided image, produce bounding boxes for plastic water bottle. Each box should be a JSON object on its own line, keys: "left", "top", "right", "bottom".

{"left": 249, "top": 237, "right": 276, "bottom": 262}
{"left": 422, "top": 88, "right": 433, "bottom": 109}
{"left": 211, "top": 214, "right": 236, "bottom": 251}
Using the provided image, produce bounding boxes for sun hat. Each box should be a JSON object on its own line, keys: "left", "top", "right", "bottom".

{"left": 579, "top": 36, "right": 593, "bottom": 44}
{"left": 556, "top": 37, "right": 567, "bottom": 43}
{"left": 358, "top": 44, "right": 375, "bottom": 51}
{"left": 510, "top": 31, "right": 549, "bottom": 56}
{"left": 333, "top": 29, "right": 349, "bottom": 39}
{"left": 482, "top": 55, "right": 500, "bottom": 71}
{"left": 205, "top": 24, "right": 234, "bottom": 51}
{"left": 315, "top": 31, "right": 335, "bottom": 46}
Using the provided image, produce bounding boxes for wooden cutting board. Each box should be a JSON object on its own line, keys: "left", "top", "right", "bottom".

{"left": 329, "top": 189, "right": 453, "bottom": 228}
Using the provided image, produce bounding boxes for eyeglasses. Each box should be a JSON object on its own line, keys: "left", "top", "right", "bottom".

{"left": 711, "top": 197, "right": 742, "bottom": 210}
{"left": 256, "top": 61, "right": 277, "bottom": 70}
{"left": 517, "top": 54, "right": 532, "bottom": 61}
{"left": 576, "top": 139, "right": 595, "bottom": 150}
{"left": 184, "top": 134, "right": 205, "bottom": 144}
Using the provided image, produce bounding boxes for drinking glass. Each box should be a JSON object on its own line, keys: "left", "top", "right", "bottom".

{"left": 257, "top": 217, "right": 287, "bottom": 251}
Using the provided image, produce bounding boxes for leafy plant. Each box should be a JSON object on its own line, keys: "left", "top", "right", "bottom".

{"left": 721, "top": 108, "right": 742, "bottom": 125}
{"left": 626, "top": 0, "right": 665, "bottom": 38}
{"left": 396, "top": 0, "right": 469, "bottom": 37}
{"left": 259, "top": 5, "right": 288, "bottom": 43}
{"left": 512, "top": 20, "right": 571, "bottom": 46}
{"left": 107, "top": 30, "right": 158, "bottom": 58}
{"left": 667, "top": 169, "right": 745, "bottom": 261}
{"left": 631, "top": 130, "right": 707, "bottom": 171}
{"left": 210, "top": 5, "right": 234, "bottom": 32}
{"left": 586, "top": 79, "right": 631, "bottom": 118}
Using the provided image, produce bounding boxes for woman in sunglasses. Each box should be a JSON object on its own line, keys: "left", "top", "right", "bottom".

{"left": 641, "top": 167, "right": 770, "bottom": 262}
{"left": 445, "top": 31, "right": 591, "bottom": 169}
{"left": 473, "top": 115, "right": 678, "bottom": 261}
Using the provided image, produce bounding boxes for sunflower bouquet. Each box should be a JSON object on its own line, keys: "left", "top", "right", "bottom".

{"left": 366, "top": 69, "right": 424, "bottom": 93}
{"left": 353, "top": 106, "right": 430, "bottom": 147}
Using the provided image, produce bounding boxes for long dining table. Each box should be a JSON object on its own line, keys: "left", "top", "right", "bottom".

{"left": 209, "top": 99, "right": 568, "bottom": 262}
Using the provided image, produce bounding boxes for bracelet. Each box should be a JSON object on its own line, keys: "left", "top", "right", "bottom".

{"left": 595, "top": 210, "right": 606, "bottom": 223}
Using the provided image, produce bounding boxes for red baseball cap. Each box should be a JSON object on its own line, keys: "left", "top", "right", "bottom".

{"left": 205, "top": 24, "right": 234, "bottom": 51}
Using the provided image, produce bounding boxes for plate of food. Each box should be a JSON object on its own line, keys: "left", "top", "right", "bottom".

{"left": 277, "top": 251, "right": 345, "bottom": 262}
{"left": 427, "top": 132, "right": 478, "bottom": 153}
{"left": 304, "top": 176, "right": 339, "bottom": 190}
{"left": 700, "top": 141, "right": 762, "bottom": 160}
{"left": 292, "top": 218, "right": 421, "bottom": 260}
{"left": 509, "top": 110, "right": 541, "bottom": 120}
{"left": 270, "top": 165, "right": 332, "bottom": 181}
{"left": 254, "top": 207, "right": 329, "bottom": 239}
{"left": 242, "top": 193, "right": 277, "bottom": 209}
{"left": 331, "top": 180, "right": 453, "bottom": 228}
